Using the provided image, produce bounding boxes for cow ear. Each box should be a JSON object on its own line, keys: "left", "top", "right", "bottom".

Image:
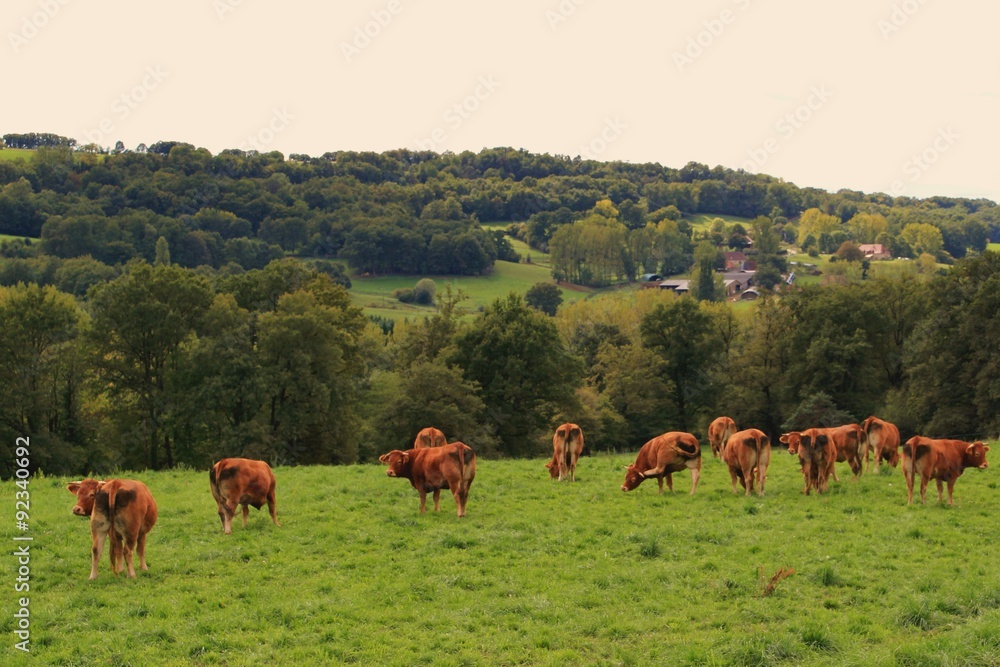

{"left": 67, "top": 482, "right": 81, "bottom": 493}
{"left": 401, "top": 453, "right": 410, "bottom": 464}
{"left": 378, "top": 453, "right": 390, "bottom": 464}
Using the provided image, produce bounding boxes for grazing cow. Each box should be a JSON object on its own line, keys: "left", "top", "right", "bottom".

{"left": 620, "top": 431, "right": 702, "bottom": 495}
{"left": 722, "top": 428, "right": 771, "bottom": 496}
{"left": 209, "top": 458, "right": 279, "bottom": 535}
{"left": 546, "top": 423, "right": 584, "bottom": 481}
{"left": 861, "top": 416, "right": 901, "bottom": 471}
{"left": 902, "top": 436, "right": 990, "bottom": 505}
{"left": 828, "top": 424, "right": 865, "bottom": 482}
{"left": 708, "top": 416, "right": 737, "bottom": 459}
{"left": 67, "top": 479, "right": 157, "bottom": 579}
{"left": 780, "top": 429, "right": 837, "bottom": 494}
{"left": 380, "top": 442, "right": 477, "bottom": 517}
{"left": 413, "top": 427, "right": 447, "bottom": 449}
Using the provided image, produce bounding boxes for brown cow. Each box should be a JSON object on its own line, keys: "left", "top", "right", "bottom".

{"left": 209, "top": 458, "right": 279, "bottom": 535}
{"left": 828, "top": 424, "right": 865, "bottom": 482}
{"left": 380, "top": 442, "right": 477, "bottom": 517}
{"left": 620, "top": 431, "right": 702, "bottom": 495}
{"left": 413, "top": 427, "right": 447, "bottom": 449}
{"left": 708, "top": 416, "right": 737, "bottom": 459}
{"left": 902, "top": 436, "right": 990, "bottom": 505}
{"left": 722, "top": 428, "right": 771, "bottom": 496}
{"left": 546, "top": 423, "right": 584, "bottom": 481}
{"left": 780, "top": 429, "right": 837, "bottom": 494}
{"left": 67, "top": 479, "right": 157, "bottom": 579}
{"left": 861, "top": 416, "right": 901, "bottom": 471}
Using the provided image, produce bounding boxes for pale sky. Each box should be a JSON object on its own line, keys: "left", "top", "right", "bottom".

{"left": 4, "top": 0, "right": 998, "bottom": 203}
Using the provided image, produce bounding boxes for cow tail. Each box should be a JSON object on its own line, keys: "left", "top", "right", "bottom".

{"left": 107, "top": 481, "right": 119, "bottom": 518}
{"left": 209, "top": 463, "right": 220, "bottom": 497}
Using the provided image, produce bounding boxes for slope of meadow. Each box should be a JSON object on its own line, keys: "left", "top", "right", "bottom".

{"left": 3, "top": 449, "right": 999, "bottom": 666}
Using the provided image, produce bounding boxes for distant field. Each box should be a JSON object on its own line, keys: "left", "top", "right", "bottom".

{"left": 0, "top": 234, "right": 39, "bottom": 244}
{"left": 349, "top": 259, "right": 594, "bottom": 321}
{"left": 684, "top": 213, "right": 754, "bottom": 231}
{"left": 5, "top": 450, "right": 999, "bottom": 666}
{"left": 988, "top": 243, "right": 1000, "bottom": 252}
{"left": 0, "top": 148, "right": 35, "bottom": 162}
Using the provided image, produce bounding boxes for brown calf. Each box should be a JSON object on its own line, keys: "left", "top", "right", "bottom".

{"left": 209, "top": 458, "right": 279, "bottom": 535}
{"left": 67, "top": 479, "right": 157, "bottom": 579}
{"left": 413, "top": 427, "right": 447, "bottom": 449}
{"left": 902, "top": 436, "right": 990, "bottom": 505}
{"left": 380, "top": 442, "right": 477, "bottom": 517}
{"left": 621, "top": 431, "right": 702, "bottom": 495}
{"left": 861, "top": 416, "right": 901, "bottom": 471}
{"left": 546, "top": 423, "right": 584, "bottom": 481}
{"left": 707, "top": 416, "right": 737, "bottom": 459}
{"left": 722, "top": 428, "right": 771, "bottom": 496}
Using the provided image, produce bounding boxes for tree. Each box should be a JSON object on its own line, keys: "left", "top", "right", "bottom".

{"left": 413, "top": 278, "right": 437, "bottom": 305}
{"left": 640, "top": 298, "right": 721, "bottom": 431}
{"left": 900, "top": 223, "right": 944, "bottom": 256}
{"left": 154, "top": 236, "right": 171, "bottom": 266}
{"left": 835, "top": 241, "right": 864, "bottom": 263}
{"left": 87, "top": 263, "right": 214, "bottom": 469}
{"left": 692, "top": 241, "right": 723, "bottom": 302}
{"left": 450, "top": 293, "right": 581, "bottom": 456}
{"left": 525, "top": 282, "right": 563, "bottom": 316}
{"left": 797, "top": 208, "right": 841, "bottom": 245}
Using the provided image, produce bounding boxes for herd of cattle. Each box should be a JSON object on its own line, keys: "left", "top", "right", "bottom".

{"left": 64, "top": 418, "right": 990, "bottom": 580}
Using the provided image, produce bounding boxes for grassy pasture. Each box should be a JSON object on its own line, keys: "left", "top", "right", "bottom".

{"left": 348, "top": 259, "right": 594, "bottom": 321}
{"left": 0, "top": 148, "right": 35, "bottom": 162}
{"left": 988, "top": 243, "right": 1000, "bottom": 253}
{"left": 3, "top": 448, "right": 999, "bottom": 666}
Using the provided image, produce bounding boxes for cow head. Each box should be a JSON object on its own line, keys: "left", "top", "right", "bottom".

{"left": 621, "top": 465, "right": 645, "bottom": 492}
{"left": 544, "top": 459, "right": 560, "bottom": 479}
{"left": 66, "top": 479, "right": 105, "bottom": 517}
{"left": 379, "top": 450, "right": 409, "bottom": 477}
{"left": 779, "top": 432, "right": 801, "bottom": 454}
{"left": 966, "top": 442, "right": 990, "bottom": 470}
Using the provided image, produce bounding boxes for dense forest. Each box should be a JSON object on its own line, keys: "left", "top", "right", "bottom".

{"left": 1, "top": 136, "right": 998, "bottom": 477}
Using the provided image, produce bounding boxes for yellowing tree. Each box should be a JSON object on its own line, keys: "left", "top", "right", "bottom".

{"left": 797, "top": 208, "right": 842, "bottom": 245}
{"left": 901, "top": 223, "right": 944, "bottom": 256}
{"left": 847, "top": 212, "right": 889, "bottom": 244}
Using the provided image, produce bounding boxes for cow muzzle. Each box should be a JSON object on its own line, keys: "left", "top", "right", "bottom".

{"left": 385, "top": 469, "right": 396, "bottom": 477}
{"left": 72, "top": 506, "right": 87, "bottom": 516}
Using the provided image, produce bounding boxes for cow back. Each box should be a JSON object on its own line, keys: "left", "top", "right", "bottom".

{"left": 414, "top": 427, "right": 447, "bottom": 449}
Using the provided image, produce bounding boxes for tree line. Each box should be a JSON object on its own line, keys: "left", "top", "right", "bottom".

{"left": 2, "top": 251, "right": 998, "bottom": 479}
{"left": 0, "top": 144, "right": 997, "bottom": 292}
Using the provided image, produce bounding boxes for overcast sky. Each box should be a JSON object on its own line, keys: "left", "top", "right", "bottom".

{"left": 4, "top": 0, "right": 998, "bottom": 203}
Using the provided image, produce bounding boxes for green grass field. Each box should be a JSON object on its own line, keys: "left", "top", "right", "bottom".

{"left": 349, "top": 259, "right": 594, "bottom": 321}
{"left": 3, "top": 447, "right": 999, "bottom": 666}
{"left": 0, "top": 234, "right": 39, "bottom": 244}
{"left": 988, "top": 243, "right": 1000, "bottom": 253}
{"left": 0, "top": 148, "right": 35, "bottom": 162}
{"left": 684, "top": 213, "right": 754, "bottom": 232}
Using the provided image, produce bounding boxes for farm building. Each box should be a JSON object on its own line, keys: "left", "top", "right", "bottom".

{"left": 859, "top": 243, "right": 892, "bottom": 260}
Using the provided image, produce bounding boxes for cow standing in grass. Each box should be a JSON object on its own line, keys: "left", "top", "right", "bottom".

{"left": 708, "top": 416, "right": 737, "bottom": 459}
{"left": 67, "top": 479, "right": 157, "bottom": 579}
{"left": 861, "top": 416, "right": 901, "bottom": 471}
{"left": 722, "top": 428, "right": 771, "bottom": 497}
{"left": 380, "top": 442, "right": 477, "bottom": 517}
{"left": 209, "top": 458, "right": 280, "bottom": 534}
{"left": 902, "top": 436, "right": 990, "bottom": 505}
{"left": 620, "top": 431, "right": 702, "bottom": 494}
{"left": 546, "top": 423, "right": 584, "bottom": 481}
{"left": 781, "top": 429, "right": 837, "bottom": 494}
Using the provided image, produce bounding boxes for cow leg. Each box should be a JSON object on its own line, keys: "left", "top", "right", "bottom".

{"left": 90, "top": 525, "right": 109, "bottom": 580}
{"left": 728, "top": 467, "right": 740, "bottom": 494}
{"left": 919, "top": 473, "right": 929, "bottom": 504}
{"left": 936, "top": 479, "right": 944, "bottom": 503}
{"left": 742, "top": 464, "right": 755, "bottom": 496}
{"left": 418, "top": 489, "right": 428, "bottom": 514}
{"left": 688, "top": 467, "right": 700, "bottom": 495}
{"left": 136, "top": 530, "right": 149, "bottom": 571}
{"left": 946, "top": 479, "right": 956, "bottom": 506}
{"left": 110, "top": 531, "right": 125, "bottom": 574}
{"left": 267, "top": 490, "right": 280, "bottom": 527}
{"left": 665, "top": 473, "right": 674, "bottom": 493}
{"left": 831, "top": 464, "right": 840, "bottom": 483}
{"left": 451, "top": 485, "right": 465, "bottom": 517}
{"left": 432, "top": 489, "right": 442, "bottom": 512}
{"left": 241, "top": 503, "right": 250, "bottom": 527}
{"left": 903, "top": 458, "right": 915, "bottom": 504}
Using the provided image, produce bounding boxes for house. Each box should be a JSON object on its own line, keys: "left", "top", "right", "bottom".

{"left": 723, "top": 251, "right": 748, "bottom": 271}
{"left": 721, "top": 272, "right": 754, "bottom": 297}
{"left": 859, "top": 244, "right": 891, "bottom": 260}
{"left": 658, "top": 279, "right": 690, "bottom": 294}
